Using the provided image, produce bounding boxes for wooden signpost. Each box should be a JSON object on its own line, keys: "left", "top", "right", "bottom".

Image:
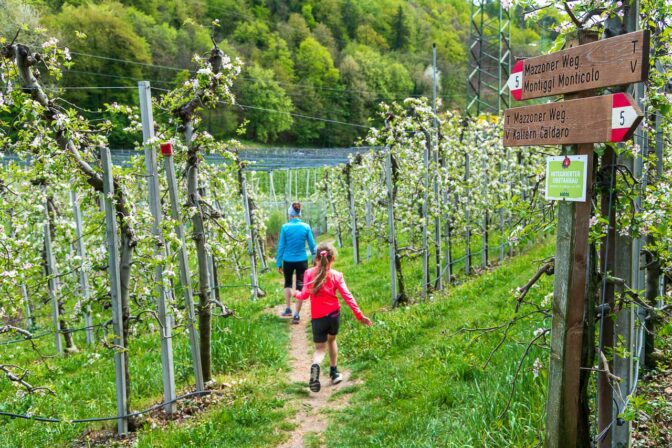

{"left": 507, "top": 30, "right": 649, "bottom": 101}
{"left": 504, "top": 93, "right": 643, "bottom": 146}
{"left": 504, "top": 29, "right": 649, "bottom": 448}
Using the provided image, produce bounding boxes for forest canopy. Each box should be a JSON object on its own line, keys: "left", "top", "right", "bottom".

{"left": 0, "top": 0, "right": 547, "bottom": 146}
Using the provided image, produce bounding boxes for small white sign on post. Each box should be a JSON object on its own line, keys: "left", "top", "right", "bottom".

{"left": 545, "top": 155, "right": 589, "bottom": 202}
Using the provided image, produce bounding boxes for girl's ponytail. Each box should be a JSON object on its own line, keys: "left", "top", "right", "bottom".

{"left": 312, "top": 242, "right": 336, "bottom": 294}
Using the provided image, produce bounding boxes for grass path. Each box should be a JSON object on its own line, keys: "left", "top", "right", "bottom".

{"left": 272, "top": 303, "right": 359, "bottom": 448}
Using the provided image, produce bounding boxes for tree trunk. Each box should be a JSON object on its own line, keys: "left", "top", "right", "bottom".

{"left": 6, "top": 41, "right": 136, "bottom": 417}
{"left": 644, "top": 235, "right": 660, "bottom": 369}
{"left": 579, "top": 243, "right": 598, "bottom": 444}
{"left": 344, "top": 164, "right": 360, "bottom": 264}
{"left": 391, "top": 154, "right": 407, "bottom": 305}
{"left": 119, "top": 231, "right": 134, "bottom": 411}
{"left": 185, "top": 135, "right": 213, "bottom": 383}
{"left": 45, "top": 196, "right": 77, "bottom": 353}
{"left": 597, "top": 147, "right": 617, "bottom": 447}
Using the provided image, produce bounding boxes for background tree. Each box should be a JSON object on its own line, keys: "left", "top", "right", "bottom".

{"left": 237, "top": 64, "right": 294, "bottom": 142}
{"left": 391, "top": 5, "right": 412, "bottom": 51}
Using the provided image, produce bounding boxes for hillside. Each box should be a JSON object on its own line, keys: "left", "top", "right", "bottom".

{"left": 1, "top": 0, "right": 547, "bottom": 146}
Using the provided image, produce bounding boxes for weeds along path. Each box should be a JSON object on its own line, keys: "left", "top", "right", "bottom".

{"left": 272, "top": 303, "right": 359, "bottom": 448}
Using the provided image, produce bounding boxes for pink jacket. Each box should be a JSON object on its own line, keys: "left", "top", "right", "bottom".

{"left": 295, "top": 267, "right": 364, "bottom": 320}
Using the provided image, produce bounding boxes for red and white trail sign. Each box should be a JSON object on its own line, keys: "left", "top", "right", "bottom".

{"left": 503, "top": 93, "right": 643, "bottom": 147}
{"left": 508, "top": 60, "right": 524, "bottom": 101}
{"left": 611, "top": 92, "right": 640, "bottom": 142}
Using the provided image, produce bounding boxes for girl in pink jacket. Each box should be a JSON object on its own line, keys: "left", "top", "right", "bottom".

{"left": 295, "top": 242, "right": 372, "bottom": 392}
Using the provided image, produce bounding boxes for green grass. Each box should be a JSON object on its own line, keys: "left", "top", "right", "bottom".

{"left": 0, "top": 281, "right": 292, "bottom": 448}
{"left": 322, "top": 240, "right": 554, "bottom": 447}
{"left": 1, "top": 235, "right": 554, "bottom": 447}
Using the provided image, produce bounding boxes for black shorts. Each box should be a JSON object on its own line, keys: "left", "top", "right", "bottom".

{"left": 311, "top": 310, "right": 340, "bottom": 343}
{"left": 283, "top": 260, "right": 308, "bottom": 289}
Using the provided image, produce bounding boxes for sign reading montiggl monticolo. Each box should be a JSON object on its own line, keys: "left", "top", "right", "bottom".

{"left": 503, "top": 92, "right": 643, "bottom": 146}
{"left": 507, "top": 30, "right": 649, "bottom": 100}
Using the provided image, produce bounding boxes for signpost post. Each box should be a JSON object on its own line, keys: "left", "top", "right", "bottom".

{"left": 503, "top": 29, "right": 649, "bottom": 448}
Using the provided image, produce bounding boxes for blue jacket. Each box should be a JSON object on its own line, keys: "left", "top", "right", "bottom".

{"left": 276, "top": 218, "right": 316, "bottom": 267}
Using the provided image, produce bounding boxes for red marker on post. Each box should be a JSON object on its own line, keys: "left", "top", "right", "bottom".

{"left": 160, "top": 142, "right": 173, "bottom": 156}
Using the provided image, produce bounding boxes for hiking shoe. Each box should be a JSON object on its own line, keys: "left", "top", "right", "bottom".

{"left": 309, "top": 363, "right": 321, "bottom": 392}
{"left": 292, "top": 314, "right": 300, "bottom": 325}
{"left": 280, "top": 308, "right": 292, "bottom": 317}
{"left": 330, "top": 369, "right": 343, "bottom": 385}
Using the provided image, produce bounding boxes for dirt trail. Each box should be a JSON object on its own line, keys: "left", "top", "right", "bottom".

{"left": 272, "top": 303, "right": 359, "bottom": 448}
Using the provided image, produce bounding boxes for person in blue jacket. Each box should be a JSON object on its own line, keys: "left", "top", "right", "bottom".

{"left": 277, "top": 202, "right": 316, "bottom": 324}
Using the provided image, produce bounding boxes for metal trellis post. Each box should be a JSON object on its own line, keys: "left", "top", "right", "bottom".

{"left": 70, "top": 190, "right": 94, "bottom": 345}
{"left": 422, "top": 132, "right": 430, "bottom": 297}
{"left": 9, "top": 219, "right": 34, "bottom": 329}
{"left": 384, "top": 148, "right": 397, "bottom": 306}
{"left": 42, "top": 185, "right": 62, "bottom": 355}
{"left": 432, "top": 43, "right": 442, "bottom": 290}
{"left": 242, "top": 173, "right": 260, "bottom": 300}
{"left": 464, "top": 152, "right": 472, "bottom": 276}
{"left": 346, "top": 165, "right": 360, "bottom": 265}
{"left": 138, "top": 81, "right": 177, "bottom": 412}
{"left": 481, "top": 156, "right": 488, "bottom": 268}
{"left": 162, "top": 144, "right": 205, "bottom": 392}
{"left": 365, "top": 199, "right": 372, "bottom": 263}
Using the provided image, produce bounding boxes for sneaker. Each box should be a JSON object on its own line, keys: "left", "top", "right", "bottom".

{"left": 280, "top": 308, "right": 292, "bottom": 317}
{"left": 330, "top": 368, "right": 343, "bottom": 385}
{"left": 292, "top": 314, "right": 300, "bottom": 325}
{"left": 309, "top": 363, "right": 321, "bottom": 392}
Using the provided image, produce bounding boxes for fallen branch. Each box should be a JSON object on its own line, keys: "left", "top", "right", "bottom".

{"left": 0, "top": 364, "right": 55, "bottom": 395}
{"left": 515, "top": 260, "right": 555, "bottom": 312}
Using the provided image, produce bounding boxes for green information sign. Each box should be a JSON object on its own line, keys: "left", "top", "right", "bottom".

{"left": 545, "top": 155, "right": 588, "bottom": 202}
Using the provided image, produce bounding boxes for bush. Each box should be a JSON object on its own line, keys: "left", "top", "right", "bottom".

{"left": 266, "top": 208, "right": 285, "bottom": 249}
